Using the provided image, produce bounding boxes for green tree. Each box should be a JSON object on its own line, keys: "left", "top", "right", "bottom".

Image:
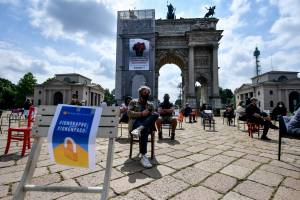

{"left": 219, "top": 87, "right": 234, "bottom": 106}
{"left": 0, "top": 78, "right": 17, "bottom": 109}
{"left": 16, "top": 72, "right": 37, "bottom": 106}
{"left": 104, "top": 88, "right": 115, "bottom": 106}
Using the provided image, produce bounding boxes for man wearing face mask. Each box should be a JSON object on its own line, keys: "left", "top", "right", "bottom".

{"left": 156, "top": 94, "right": 177, "bottom": 140}
{"left": 127, "top": 86, "right": 159, "bottom": 168}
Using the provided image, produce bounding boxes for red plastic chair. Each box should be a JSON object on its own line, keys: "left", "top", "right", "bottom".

{"left": 247, "top": 122, "right": 261, "bottom": 138}
{"left": 5, "top": 106, "right": 35, "bottom": 156}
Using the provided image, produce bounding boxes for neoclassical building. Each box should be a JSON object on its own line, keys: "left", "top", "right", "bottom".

{"left": 235, "top": 71, "right": 300, "bottom": 112}
{"left": 34, "top": 73, "right": 104, "bottom": 106}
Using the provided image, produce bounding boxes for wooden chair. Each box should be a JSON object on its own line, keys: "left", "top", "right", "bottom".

{"left": 129, "top": 130, "right": 155, "bottom": 160}
{"left": 5, "top": 106, "right": 35, "bottom": 156}
{"left": 247, "top": 122, "right": 262, "bottom": 138}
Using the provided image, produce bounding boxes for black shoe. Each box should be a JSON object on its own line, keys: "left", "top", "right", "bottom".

{"left": 171, "top": 133, "right": 175, "bottom": 140}
{"left": 189, "top": 121, "right": 192, "bottom": 123}
{"left": 158, "top": 132, "right": 163, "bottom": 140}
{"left": 271, "top": 124, "right": 279, "bottom": 129}
{"left": 261, "top": 136, "right": 271, "bottom": 140}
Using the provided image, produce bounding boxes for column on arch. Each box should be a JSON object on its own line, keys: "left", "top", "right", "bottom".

{"left": 188, "top": 46, "right": 195, "bottom": 96}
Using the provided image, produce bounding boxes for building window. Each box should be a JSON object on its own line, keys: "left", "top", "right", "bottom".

{"left": 250, "top": 92, "right": 253, "bottom": 97}
{"left": 258, "top": 101, "right": 261, "bottom": 107}
{"left": 39, "top": 90, "right": 42, "bottom": 95}
{"left": 270, "top": 101, "right": 274, "bottom": 107}
{"left": 258, "top": 91, "right": 260, "bottom": 96}
{"left": 38, "top": 99, "right": 41, "bottom": 105}
{"left": 270, "top": 90, "right": 273, "bottom": 95}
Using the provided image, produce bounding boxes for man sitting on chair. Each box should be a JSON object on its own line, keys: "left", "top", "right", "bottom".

{"left": 246, "top": 97, "right": 278, "bottom": 140}
{"left": 156, "top": 94, "right": 177, "bottom": 140}
{"left": 128, "top": 86, "right": 158, "bottom": 168}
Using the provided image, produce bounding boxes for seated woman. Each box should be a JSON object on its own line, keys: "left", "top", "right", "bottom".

{"left": 224, "top": 104, "right": 235, "bottom": 125}
{"left": 271, "top": 101, "right": 287, "bottom": 121}
{"left": 119, "top": 96, "right": 132, "bottom": 123}
{"left": 236, "top": 101, "right": 247, "bottom": 121}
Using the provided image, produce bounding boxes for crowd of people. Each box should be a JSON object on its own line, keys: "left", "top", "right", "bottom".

{"left": 119, "top": 87, "right": 299, "bottom": 168}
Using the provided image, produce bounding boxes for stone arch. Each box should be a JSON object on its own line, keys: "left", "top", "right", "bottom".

{"left": 155, "top": 50, "right": 187, "bottom": 102}
{"left": 195, "top": 75, "right": 209, "bottom": 106}
{"left": 53, "top": 91, "right": 63, "bottom": 105}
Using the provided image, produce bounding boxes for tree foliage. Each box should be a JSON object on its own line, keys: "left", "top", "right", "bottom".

{"left": 0, "top": 78, "right": 17, "bottom": 109}
{"left": 219, "top": 87, "right": 234, "bottom": 106}
{"left": 104, "top": 88, "right": 115, "bottom": 106}
{"left": 15, "top": 72, "right": 37, "bottom": 106}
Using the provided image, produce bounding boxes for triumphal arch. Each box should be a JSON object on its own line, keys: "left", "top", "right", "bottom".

{"left": 115, "top": 9, "right": 223, "bottom": 108}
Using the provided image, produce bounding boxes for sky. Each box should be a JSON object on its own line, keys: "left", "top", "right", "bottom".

{"left": 0, "top": 0, "right": 299, "bottom": 102}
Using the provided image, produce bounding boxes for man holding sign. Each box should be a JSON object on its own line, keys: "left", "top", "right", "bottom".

{"left": 48, "top": 105, "right": 102, "bottom": 168}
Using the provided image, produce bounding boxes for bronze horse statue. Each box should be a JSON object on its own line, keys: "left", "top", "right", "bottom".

{"left": 167, "top": 3, "right": 175, "bottom": 19}
{"left": 204, "top": 6, "right": 215, "bottom": 18}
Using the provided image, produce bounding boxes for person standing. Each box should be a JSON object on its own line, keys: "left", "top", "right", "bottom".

{"left": 128, "top": 86, "right": 158, "bottom": 168}
{"left": 23, "top": 99, "right": 32, "bottom": 119}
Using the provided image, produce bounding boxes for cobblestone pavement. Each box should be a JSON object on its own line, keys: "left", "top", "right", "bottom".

{"left": 0, "top": 117, "right": 300, "bottom": 200}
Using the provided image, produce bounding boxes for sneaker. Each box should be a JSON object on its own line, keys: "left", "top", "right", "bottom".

{"left": 131, "top": 128, "right": 141, "bottom": 139}
{"left": 140, "top": 155, "right": 152, "bottom": 168}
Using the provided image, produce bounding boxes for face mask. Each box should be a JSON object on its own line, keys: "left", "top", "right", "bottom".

{"left": 279, "top": 104, "right": 283, "bottom": 108}
{"left": 141, "top": 94, "right": 149, "bottom": 101}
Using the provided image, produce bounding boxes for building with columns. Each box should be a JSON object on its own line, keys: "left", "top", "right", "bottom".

{"left": 34, "top": 73, "right": 105, "bottom": 106}
{"left": 235, "top": 71, "right": 300, "bottom": 113}
{"left": 115, "top": 9, "right": 222, "bottom": 108}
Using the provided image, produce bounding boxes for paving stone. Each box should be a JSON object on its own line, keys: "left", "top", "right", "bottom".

{"left": 172, "top": 167, "right": 211, "bottom": 185}
{"left": 259, "top": 152, "right": 277, "bottom": 159}
{"left": 214, "top": 145, "right": 232, "bottom": 151}
{"left": 222, "top": 150, "right": 246, "bottom": 158}
{"left": 111, "top": 173, "right": 153, "bottom": 194}
{"left": 170, "top": 185, "right": 222, "bottom": 200}
{"left": 185, "top": 145, "right": 209, "bottom": 153}
{"left": 201, "top": 148, "right": 223, "bottom": 156}
{"left": 60, "top": 165, "right": 102, "bottom": 179}
{"left": 221, "top": 191, "right": 253, "bottom": 200}
{"left": 116, "top": 160, "right": 145, "bottom": 175}
{"left": 0, "top": 185, "right": 9, "bottom": 198}
{"left": 164, "top": 158, "right": 195, "bottom": 170}
{"left": 273, "top": 186, "right": 300, "bottom": 200}
{"left": 282, "top": 177, "right": 300, "bottom": 190}
{"left": 139, "top": 176, "right": 189, "bottom": 200}
{"left": 153, "top": 154, "right": 175, "bottom": 163}
{"left": 202, "top": 173, "right": 237, "bottom": 193}
{"left": 0, "top": 161, "right": 15, "bottom": 168}
{"left": 33, "top": 167, "right": 49, "bottom": 178}
{"left": 110, "top": 190, "right": 151, "bottom": 200}
{"left": 11, "top": 173, "right": 61, "bottom": 194}
{"left": 142, "top": 165, "right": 175, "bottom": 179}
{"left": 24, "top": 179, "right": 78, "bottom": 200}
{"left": 57, "top": 188, "right": 115, "bottom": 200}
{"left": 260, "top": 164, "right": 300, "bottom": 178}
{"left": 208, "top": 155, "right": 237, "bottom": 165}
{"left": 76, "top": 168, "right": 124, "bottom": 186}
{"left": 0, "top": 164, "right": 26, "bottom": 175}
{"left": 221, "top": 164, "right": 253, "bottom": 179}
{"left": 234, "top": 180, "right": 274, "bottom": 200}
{"left": 269, "top": 160, "right": 300, "bottom": 172}
{"left": 166, "top": 150, "right": 192, "bottom": 158}
{"left": 186, "top": 153, "right": 211, "bottom": 162}
{"left": 243, "top": 154, "right": 271, "bottom": 163}
{"left": 48, "top": 165, "right": 73, "bottom": 173}
{"left": 248, "top": 170, "right": 284, "bottom": 187}
{"left": 0, "top": 171, "right": 23, "bottom": 184}
{"left": 194, "top": 160, "right": 227, "bottom": 173}
{"left": 232, "top": 158, "right": 261, "bottom": 170}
